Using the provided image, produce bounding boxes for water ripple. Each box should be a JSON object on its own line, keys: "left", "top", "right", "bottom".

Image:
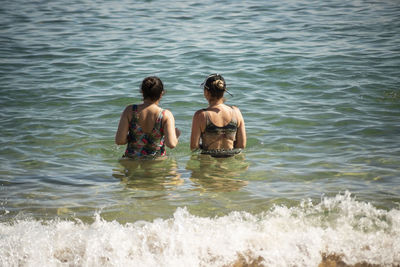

{"left": 0, "top": 0, "right": 399, "bottom": 220}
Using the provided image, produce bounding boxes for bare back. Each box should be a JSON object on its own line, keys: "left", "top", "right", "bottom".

{"left": 134, "top": 104, "right": 164, "bottom": 133}
{"left": 191, "top": 104, "right": 246, "bottom": 152}
{"left": 200, "top": 105, "right": 238, "bottom": 150}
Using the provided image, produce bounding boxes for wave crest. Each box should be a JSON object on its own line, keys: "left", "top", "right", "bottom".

{"left": 1, "top": 192, "right": 399, "bottom": 266}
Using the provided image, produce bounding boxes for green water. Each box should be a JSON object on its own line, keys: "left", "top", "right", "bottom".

{"left": 1, "top": 0, "right": 400, "bottom": 223}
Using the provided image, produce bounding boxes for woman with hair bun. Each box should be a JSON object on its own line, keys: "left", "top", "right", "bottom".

{"left": 115, "top": 76, "right": 180, "bottom": 158}
{"left": 190, "top": 74, "right": 246, "bottom": 157}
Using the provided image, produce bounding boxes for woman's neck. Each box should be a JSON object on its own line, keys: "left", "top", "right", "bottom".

{"left": 143, "top": 99, "right": 159, "bottom": 106}
{"left": 208, "top": 98, "right": 224, "bottom": 108}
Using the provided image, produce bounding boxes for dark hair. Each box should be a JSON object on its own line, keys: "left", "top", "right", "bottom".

{"left": 141, "top": 76, "right": 164, "bottom": 101}
{"left": 203, "top": 74, "right": 226, "bottom": 99}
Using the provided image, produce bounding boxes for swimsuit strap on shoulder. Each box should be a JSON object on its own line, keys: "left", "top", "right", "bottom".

{"left": 230, "top": 106, "right": 238, "bottom": 124}
{"left": 155, "top": 108, "right": 164, "bottom": 128}
{"left": 157, "top": 108, "right": 164, "bottom": 120}
{"left": 131, "top": 105, "right": 139, "bottom": 122}
{"left": 203, "top": 109, "right": 211, "bottom": 126}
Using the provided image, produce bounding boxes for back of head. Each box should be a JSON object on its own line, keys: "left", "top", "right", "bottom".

{"left": 141, "top": 76, "right": 164, "bottom": 101}
{"left": 203, "top": 74, "right": 226, "bottom": 99}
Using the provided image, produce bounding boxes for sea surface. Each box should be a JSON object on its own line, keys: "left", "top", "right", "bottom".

{"left": 1, "top": 0, "right": 400, "bottom": 266}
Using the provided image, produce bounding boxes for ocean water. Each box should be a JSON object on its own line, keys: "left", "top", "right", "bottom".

{"left": 1, "top": 0, "right": 400, "bottom": 266}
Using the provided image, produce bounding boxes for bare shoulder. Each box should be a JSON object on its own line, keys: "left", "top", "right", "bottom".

{"left": 231, "top": 105, "right": 245, "bottom": 123}
{"left": 231, "top": 105, "right": 243, "bottom": 115}
{"left": 193, "top": 109, "right": 206, "bottom": 118}
{"left": 124, "top": 104, "right": 133, "bottom": 111}
{"left": 163, "top": 109, "right": 174, "bottom": 119}
{"left": 193, "top": 109, "right": 207, "bottom": 123}
{"left": 231, "top": 105, "right": 240, "bottom": 111}
{"left": 122, "top": 105, "right": 133, "bottom": 117}
{"left": 161, "top": 109, "right": 174, "bottom": 124}
{"left": 162, "top": 108, "right": 173, "bottom": 116}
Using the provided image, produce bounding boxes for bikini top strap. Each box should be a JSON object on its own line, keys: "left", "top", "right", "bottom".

{"left": 155, "top": 108, "right": 164, "bottom": 129}
{"left": 202, "top": 108, "right": 211, "bottom": 125}
{"left": 230, "top": 105, "right": 238, "bottom": 124}
{"left": 157, "top": 108, "right": 164, "bottom": 120}
{"left": 131, "top": 105, "right": 139, "bottom": 122}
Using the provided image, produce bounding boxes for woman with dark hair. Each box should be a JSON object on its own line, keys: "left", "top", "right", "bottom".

{"left": 190, "top": 74, "right": 246, "bottom": 157}
{"left": 115, "top": 76, "right": 180, "bottom": 158}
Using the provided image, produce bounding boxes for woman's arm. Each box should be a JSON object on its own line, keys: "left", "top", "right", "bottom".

{"left": 233, "top": 107, "right": 246, "bottom": 149}
{"left": 115, "top": 106, "right": 131, "bottom": 145}
{"left": 163, "top": 109, "right": 180, "bottom": 149}
{"left": 190, "top": 110, "right": 204, "bottom": 150}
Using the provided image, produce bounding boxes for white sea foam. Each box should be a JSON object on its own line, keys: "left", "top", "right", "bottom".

{"left": 1, "top": 192, "right": 399, "bottom": 267}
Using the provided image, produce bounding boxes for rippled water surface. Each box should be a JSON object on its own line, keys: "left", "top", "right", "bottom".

{"left": 1, "top": 0, "right": 400, "bottom": 265}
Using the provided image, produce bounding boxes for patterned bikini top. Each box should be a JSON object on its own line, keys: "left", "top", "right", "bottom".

{"left": 200, "top": 107, "right": 238, "bottom": 151}
{"left": 124, "top": 105, "right": 166, "bottom": 158}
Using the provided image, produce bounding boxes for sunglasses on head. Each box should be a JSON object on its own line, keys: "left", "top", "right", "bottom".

{"left": 200, "top": 74, "right": 233, "bottom": 97}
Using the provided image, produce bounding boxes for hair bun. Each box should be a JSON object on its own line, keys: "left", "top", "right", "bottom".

{"left": 143, "top": 79, "right": 155, "bottom": 89}
{"left": 141, "top": 76, "right": 164, "bottom": 101}
{"left": 213, "top": 80, "right": 225, "bottom": 90}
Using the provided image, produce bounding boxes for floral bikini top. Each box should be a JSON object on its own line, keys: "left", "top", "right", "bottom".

{"left": 124, "top": 105, "right": 166, "bottom": 158}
